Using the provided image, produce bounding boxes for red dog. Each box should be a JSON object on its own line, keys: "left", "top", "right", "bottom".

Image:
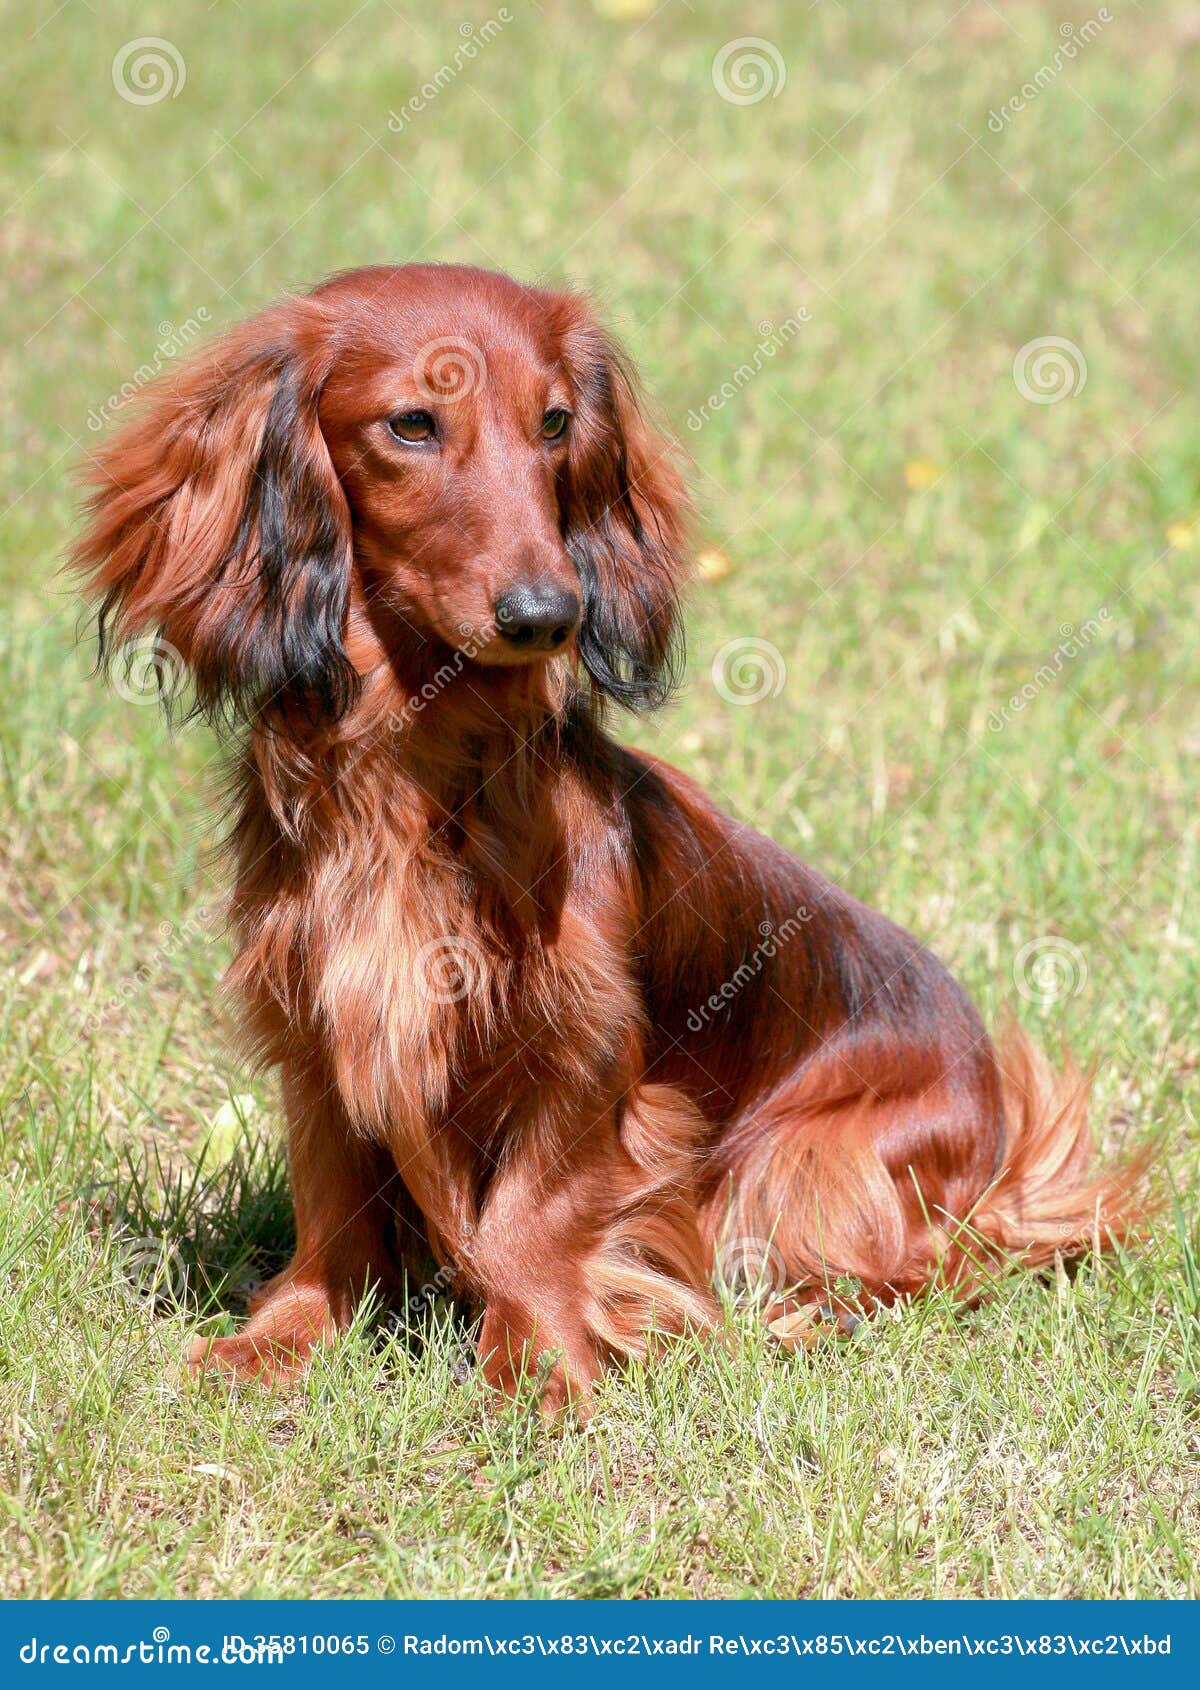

{"left": 74, "top": 264, "right": 1140, "bottom": 1408}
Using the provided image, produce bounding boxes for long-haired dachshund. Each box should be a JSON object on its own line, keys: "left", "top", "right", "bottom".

{"left": 74, "top": 264, "right": 1141, "bottom": 1410}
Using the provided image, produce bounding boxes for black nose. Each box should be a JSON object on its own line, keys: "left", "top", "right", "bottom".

{"left": 494, "top": 582, "right": 580, "bottom": 652}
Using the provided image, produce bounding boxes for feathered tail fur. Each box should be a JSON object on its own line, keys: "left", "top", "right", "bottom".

{"left": 707, "top": 1025, "right": 1148, "bottom": 1346}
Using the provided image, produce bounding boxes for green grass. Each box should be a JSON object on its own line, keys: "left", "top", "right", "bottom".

{"left": 3, "top": 0, "right": 1199, "bottom": 1599}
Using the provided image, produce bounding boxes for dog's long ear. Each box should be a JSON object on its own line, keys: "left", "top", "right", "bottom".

{"left": 71, "top": 298, "right": 356, "bottom": 727}
{"left": 558, "top": 309, "right": 689, "bottom": 711}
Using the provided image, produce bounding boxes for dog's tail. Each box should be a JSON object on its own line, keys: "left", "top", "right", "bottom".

{"left": 707, "top": 1025, "right": 1149, "bottom": 1344}
{"left": 965, "top": 1026, "right": 1148, "bottom": 1274}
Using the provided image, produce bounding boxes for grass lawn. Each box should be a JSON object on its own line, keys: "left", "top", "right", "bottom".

{"left": 3, "top": 0, "right": 1199, "bottom": 1599}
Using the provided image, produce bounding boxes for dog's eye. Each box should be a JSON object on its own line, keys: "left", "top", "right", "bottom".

{"left": 541, "top": 408, "right": 570, "bottom": 441}
{"left": 388, "top": 410, "right": 436, "bottom": 443}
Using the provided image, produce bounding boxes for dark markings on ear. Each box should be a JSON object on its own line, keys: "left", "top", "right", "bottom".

{"left": 210, "top": 371, "right": 357, "bottom": 727}
{"left": 565, "top": 355, "right": 684, "bottom": 713}
{"left": 569, "top": 521, "right": 682, "bottom": 710}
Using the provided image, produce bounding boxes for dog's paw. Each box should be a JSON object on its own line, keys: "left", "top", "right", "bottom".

{"left": 187, "top": 1289, "right": 334, "bottom": 1383}
{"left": 187, "top": 1330, "right": 304, "bottom": 1384}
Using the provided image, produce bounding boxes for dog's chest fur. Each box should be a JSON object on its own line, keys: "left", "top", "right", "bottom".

{"left": 230, "top": 737, "right": 643, "bottom": 1179}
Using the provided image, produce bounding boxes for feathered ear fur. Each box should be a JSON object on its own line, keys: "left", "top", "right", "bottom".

{"left": 558, "top": 313, "right": 689, "bottom": 711}
{"left": 71, "top": 298, "right": 356, "bottom": 727}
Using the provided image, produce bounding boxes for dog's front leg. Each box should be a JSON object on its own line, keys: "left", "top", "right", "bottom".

{"left": 469, "top": 1166, "right": 608, "bottom": 1414}
{"left": 189, "top": 1060, "right": 404, "bottom": 1381}
{"left": 466, "top": 1084, "right": 718, "bottom": 1414}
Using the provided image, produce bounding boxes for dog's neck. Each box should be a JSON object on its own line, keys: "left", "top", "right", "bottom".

{"left": 245, "top": 657, "right": 589, "bottom": 940}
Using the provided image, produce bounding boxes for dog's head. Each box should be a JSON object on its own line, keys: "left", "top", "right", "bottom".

{"left": 73, "top": 264, "right": 689, "bottom": 727}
